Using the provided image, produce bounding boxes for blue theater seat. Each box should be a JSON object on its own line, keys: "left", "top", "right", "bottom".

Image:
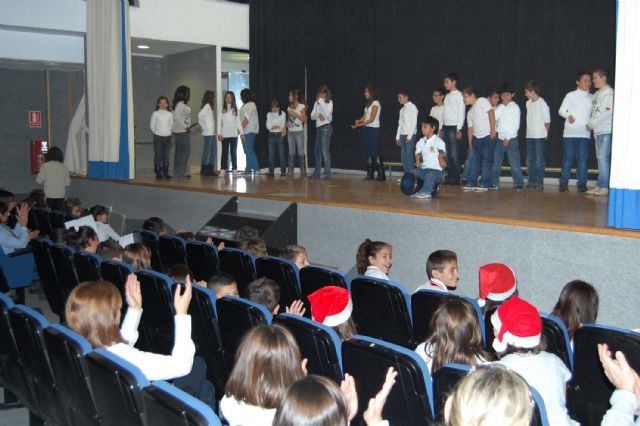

{"left": 135, "top": 269, "right": 175, "bottom": 354}
{"left": 186, "top": 240, "right": 219, "bottom": 282}
{"left": 255, "top": 256, "right": 301, "bottom": 312}
{"left": 218, "top": 248, "right": 256, "bottom": 295}
{"left": 432, "top": 363, "right": 471, "bottom": 422}
{"left": 140, "top": 230, "right": 164, "bottom": 272}
{"left": 159, "top": 234, "right": 188, "bottom": 270}
{"left": 74, "top": 250, "right": 102, "bottom": 282}
{"left": 143, "top": 380, "right": 221, "bottom": 426}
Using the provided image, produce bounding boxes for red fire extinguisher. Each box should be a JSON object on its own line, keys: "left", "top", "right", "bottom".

{"left": 30, "top": 140, "right": 48, "bottom": 175}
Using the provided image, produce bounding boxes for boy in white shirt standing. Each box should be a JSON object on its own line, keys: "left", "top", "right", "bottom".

{"left": 492, "top": 83, "right": 524, "bottom": 191}
{"left": 395, "top": 90, "right": 419, "bottom": 173}
{"left": 524, "top": 80, "right": 551, "bottom": 191}
{"left": 429, "top": 88, "right": 445, "bottom": 135}
{"left": 410, "top": 116, "right": 447, "bottom": 199}
{"left": 587, "top": 68, "right": 614, "bottom": 196}
{"left": 463, "top": 88, "right": 496, "bottom": 191}
{"left": 558, "top": 71, "right": 594, "bottom": 193}
{"left": 442, "top": 73, "right": 465, "bottom": 185}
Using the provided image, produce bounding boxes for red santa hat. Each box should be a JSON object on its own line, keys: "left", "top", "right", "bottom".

{"left": 308, "top": 286, "right": 352, "bottom": 327}
{"left": 477, "top": 263, "right": 517, "bottom": 308}
{"left": 490, "top": 296, "right": 542, "bottom": 353}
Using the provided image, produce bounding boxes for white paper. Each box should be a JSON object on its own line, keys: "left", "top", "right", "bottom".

{"left": 118, "top": 233, "right": 136, "bottom": 248}
{"left": 65, "top": 215, "right": 98, "bottom": 233}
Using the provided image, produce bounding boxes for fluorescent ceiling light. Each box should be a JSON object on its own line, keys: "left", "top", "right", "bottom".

{"left": 137, "top": 44, "right": 150, "bottom": 49}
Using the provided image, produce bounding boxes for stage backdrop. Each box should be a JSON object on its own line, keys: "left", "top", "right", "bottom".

{"left": 250, "top": 0, "right": 615, "bottom": 172}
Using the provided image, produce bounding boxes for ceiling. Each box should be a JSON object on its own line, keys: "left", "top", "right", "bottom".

{"left": 131, "top": 37, "right": 210, "bottom": 57}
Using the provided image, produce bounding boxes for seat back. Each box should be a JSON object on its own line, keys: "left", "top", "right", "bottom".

{"left": 483, "top": 306, "right": 499, "bottom": 354}
{"left": 49, "top": 210, "right": 66, "bottom": 230}
{"left": 351, "top": 277, "right": 414, "bottom": 348}
{"left": 342, "top": 335, "right": 434, "bottom": 426}
{"left": 216, "top": 296, "right": 272, "bottom": 373}
{"left": 74, "top": 251, "right": 103, "bottom": 282}
{"left": 159, "top": 234, "right": 188, "bottom": 270}
{"left": 218, "top": 248, "right": 256, "bottom": 295}
{"left": 567, "top": 324, "right": 640, "bottom": 426}
{"left": 49, "top": 243, "right": 80, "bottom": 299}
{"left": 255, "top": 256, "right": 301, "bottom": 310}
{"left": 101, "top": 260, "right": 136, "bottom": 319}
{"left": 30, "top": 238, "right": 65, "bottom": 318}
{"left": 44, "top": 324, "right": 100, "bottom": 425}
{"left": 274, "top": 313, "right": 342, "bottom": 382}
{"left": 33, "top": 208, "right": 54, "bottom": 236}
{"left": 540, "top": 312, "right": 573, "bottom": 371}
{"left": 135, "top": 269, "right": 175, "bottom": 354}
{"left": 530, "top": 386, "right": 550, "bottom": 426}
{"left": 186, "top": 241, "right": 219, "bottom": 282}
{"left": 299, "top": 265, "right": 350, "bottom": 318}
{"left": 86, "top": 348, "right": 149, "bottom": 426}
{"left": 143, "top": 381, "right": 221, "bottom": 426}
{"left": 411, "top": 290, "right": 485, "bottom": 345}
{"left": 140, "top": 230, "right": 163, "bottom": 272}
{"left": 432, "top": 363, "right": 471, "bottom": 422}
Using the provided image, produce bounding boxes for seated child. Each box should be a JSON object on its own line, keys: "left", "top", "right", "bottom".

{"left": 123, "top": 242, "right": 151, "bottom": 271}
{"left": 168, "top": 263, "right": 207, "bottom": 287}
{"left": 551, "top": 280, "right": 599, "bottom": 342}
{"left": 308, "top": 286, "right": 357, "bottom": 341}
{"left": 0, "top": 201, "right": 38, "bottom": 254}
{"left": 90, "top": 204, "right": 121, "bottom": 242}
{"left": 598, "top": 344, "right": 640, "bottom": 426}
{"left": 245, "top": 277, "right": 305, "bottom": 316}
{"left": 29, "top": 189, "right": 49, "bottom": 210}
{"left": 477, "top": 262, "right": 518, "bottom": 311}
{"left": 97, "top": 239, "right": 123, "bottom": 261}
{"left": 142, "top": 216, "right": 167, "bottom": 235}
{"left": 235, "top": 225, "right": 259, "bottom": 243}
{"left": 240, "top": 237, "right": 268, "bottom": 258}
{"left": 203, "top": 271, "right": 239, "bottom": 299}
{"left": 63, "top": 197, "right": 83, "bottom": 217}
{"left": 414, "top": 250, "right": 459, "bottom": 293}
{"left": 66, "top": 226, "right": 99, "bottom": 254}
{"left": 356, "top": 239, "right": 392, "bottom": 280}
{"left": 410, "top": 116, "right": 447, "bottom": 199}
{"left": 279, "top": 244, "right": 310, "bottom": 269}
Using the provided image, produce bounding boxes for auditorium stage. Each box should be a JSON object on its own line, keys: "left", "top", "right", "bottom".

{"left": 82, "top": 172, "right": 638, "bottom": 239}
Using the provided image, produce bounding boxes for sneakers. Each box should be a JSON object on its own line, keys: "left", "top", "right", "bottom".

{"left": 489, "top": 186, "right": 499, "bottom": 191}
{"left": 587, "top": 187, "right": 609, "bottom": 196}
{"left": 578, "top": 185, "right": 588, "bottom": 193}
{"left": 463, "top": 185, "right": 475, "bottom": 191}
{"left": 559, "top": 182, "right": 569, "bottom": 192}
{"left": 410, "top": 192, "right": 432, "bottom": 199}
{"left": 474, "top": 186, "right": 489, "bottom": 192}
{"left": 514, "top": 185, "right": 524, "bottom": 192}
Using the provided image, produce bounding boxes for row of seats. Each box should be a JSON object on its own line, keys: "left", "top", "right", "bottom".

{"left": 0, "top": 292, "right": 220, "bottom": 426}
{"left": 27, "top": 208, "right": 76, "bottom": 238}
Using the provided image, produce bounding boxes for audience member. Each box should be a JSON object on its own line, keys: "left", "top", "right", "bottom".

{"left": 245, "top": 277, "right": 305, "bottom": 316}
{"left": 66, "top": 225, "right": 99, "bottom": 253}
{"left": 90, "top": 204, "right": 121, "bottom": 242}
{"left": 240, "top": 237, "right": 268, "bottom": 258}
{"left": 35, "top": 146, "right": 70, "bottom": 211}
{"left": 97, "top": 239, "right": 124, "bottom": 261}
{"left": 279, "top": 244, "right": 310, "bottom": 269}
{"left": 0, "top": 201, "right": 38, "bottom": 254}
{"left": 203, "top": 271, "right": 239, "bottom": 298}
{"left": 356, "top": 239, "right": 392, "bottom": 280}
{"left": 477, "top": 262, "right": 518, "bottom": 311}
{"left": 414, "top": 250, "right": 459, "bottom": 293}
{"left": 598, "top": 343, "right": 640, "bottom": 425}
{"left": 308, "top": 286, "right": 357, "bottom": 341}
{"left": 63, "top": 197, "right": 83, "bottom": 217}
{"left": 122, "top": 243, "right": 151, "bottom": 270}
{"left": 551, "top": 280, "right": 599, "bottom": 342}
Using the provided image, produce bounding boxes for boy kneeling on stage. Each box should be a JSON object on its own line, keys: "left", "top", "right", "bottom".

{"left": 411, "top": 116, "right": 447, "bottom": 199}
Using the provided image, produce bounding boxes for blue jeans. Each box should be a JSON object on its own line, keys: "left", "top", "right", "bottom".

{"left": 363, "top": 127, "right": 380, "bottom": 157}
{"left": 243, "top": 132, "right": 259, "bottom": 173}
{"left": 595, "top": 133, "right": 612, "bottom": 188}
{"left": 492, "top": 138, "right": 524, "bottom": 187}
{"left": 442, "top": 126, "right": 461, "bottom": 183}
{"left": 201, "top": 135, "right": 216, "bottom": 167}
{"left": 313, "top": 124, "right": 333, "bottom": 177}
{"left": 560, "top": 137, "right": 589, "bottom": 186}
{"left": 467, "top": 136, "right": 495, "bottom": 188}
{"left": 268, "top": 133, "right": 286, "bottom": 175}
{"left": 526, "top": 138, "right": 546, "bottom": 187}
{"left": 173, "top": 132, "right": 191, "bottom": 178}
{"left": 462, "top": 147, "right": 474, "bottom": 182}
{"left": 399, "top": 134, "right": 416, "bottom": 173}
{"left": 221, "top": 137, "right": 238, "bottom": 171}
{"left": 415, "top": 168, "right": 444, "bottom": 194}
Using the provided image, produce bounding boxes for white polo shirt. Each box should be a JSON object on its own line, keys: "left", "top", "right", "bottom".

{"left": 526, "top": 97, "right": 551, "bottom": 139}
{"left": 467, "top": 97, "right": 493, "bottom": 138}
{"left": 415, "top": 134, "right": 446, "bottom": 170}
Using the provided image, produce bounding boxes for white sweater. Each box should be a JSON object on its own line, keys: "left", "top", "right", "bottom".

{"left": 558, "top": 88, "right": 593, "bottom": 138}
{"left": 219, "top": 396, "right": 276, "bottom": 426}
{"left": 150, "top": 109, "right": 173, "bottom": 137}
{"left": 365, "top": 266, "right": 389, "bottom": 281}
{"left": 220, "top": 107, "right": 244, "bottom": 138}
{"left": 266, "top": 111, "right": 286, "bottom": 133}
{"left": 36, "top": 161, "right": 70, "bottom": 199}
{"left": 96, "top": 222, "right": 120, "bottom": 243}
{"left": 601, "top": 390, "right": 640, "bottom": 426}
{"left": 496, "top": 101, "right": 521, "bottom": 140}
{"left": 589, "top": 85, "right": 614, "bottom": 135}
{"left": 310, "top": 100, "right": 334, "bottom": 127}
{"left": 396, "top": 101, "right": 418, "bottom": 139}
{"left": 172, "top": 102, "right": 191, "bottom": 134}
{"left": 198, "top": 104, "right": 216, "bottom": 136}
{"left": 443, "top": 90, "right": 465, "bottom": 131}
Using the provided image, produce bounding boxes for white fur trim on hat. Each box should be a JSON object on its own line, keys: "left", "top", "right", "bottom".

{"left": 320, "top": 298, "right": 353, "bottom": 327}
{"left": 491, "top": 307, "right": 541, "bottom": 353}
{"left": 486, "top": 286, "right": 517, "bottom": 302}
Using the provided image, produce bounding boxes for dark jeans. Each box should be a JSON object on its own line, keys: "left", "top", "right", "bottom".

{"left": 268, "top": 133, "right": 286, "bottom": 175}
{"left": 526, "top": 138, "right": 546, "bottom": 187}
{"left": 560, "top": 137, "right": 589, "bottom": 186}
{"left": 173, "top": 356, "right": 216, "bottom": 411}
{"left": 467, "top": 135, "right": 495, "bottom": 188}
{"left": 492, "top": 138, "right": 524, "bottom": 187}
{"left": 153, "top": 134, "right": 172, "bottom": 168}
{"left": 47, "top": 198, "right": 64, "bottom": 212}
{"left": 399, "top": 134, "right": 416, "bottom": 173}
{"left": 173, "top": 132, "right": 191, "bottom": 178}
{"left": 201, "top": 135, "right": 216, "bottom": 167}
{"left": 442, "top": 125, "right": 461, "bottom": 183}
{"left": 313, "top": 124, "right": 333, "bottom": 177}
{"left": 221, "top": 137, "right": 238, "bottom": 171}
{"left": 362, "top": 127, "right": 380, "bottom": 157}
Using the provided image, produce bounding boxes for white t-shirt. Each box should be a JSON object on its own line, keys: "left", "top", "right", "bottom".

{"left": 198, "top": 104, "right": 216, "bottom": 136}
{"left": 526, "top": 97, "right": 551, "bottom": 139}
{"left": 365, "top": 265, "right": 388, "bottom": 280}
{"left": 240, "top": 101, "right": 259, "bottom": 134}
{"left": 220, "top": 107, "right": 243, "bottom": 138}
{"left": 589, "top": 85, "right": 614, "bottom": 136}
{"left": 467, "top": 97, "right": 493, "bottom": 138}
{"left": 266, "top": 110, "right": 286, "bottom": 133}
{"left": 287, "top": 103, "right": 306, "bottom": 132}
{"left": 310, "top": 100, "right": 333, "bottom": 127}
{"left": 396, "top": 101, "right": 418, "bottom": 139}
{"left": 415, "top": 135, "right": 446, "bottom": 170}
{"left": 365, "top": 100, "right": 381, "bottom": 128}
{"left": 443, "top": 90, "right": 465, "bottom": 130}
{"left": 429, "top": 105, "right": 444, "bottom": 130}
{"left": 219, "top": 396, "right": 276, "bottom": 426}
{"left": 96, "top": 221, "right": 120, "bottom": 243}
{"left": 497, "top": 351, "right": 578, "bottom": 426}
{"left": 171, "top": 102, "right": 191, "bottom": 133}
{"left": 36, "top": 161, "right": 71, "bottom": 199}
{"left": 496, "top": 101, "right": 520, "bottom": 140}
{"left": 558, "top": 88, "right": 594, "bottom": 138}
{"left": 150, "top": 109, "right": 173, "bottom": 137}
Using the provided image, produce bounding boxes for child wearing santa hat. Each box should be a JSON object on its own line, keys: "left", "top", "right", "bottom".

{"left": 477, "top": 262, "right": 518, "bottom": 313}
{"left": 492, "top": 296, "right": 578, "bottom": 426}
{"left": 308, "top": 286, "right": 357, "bottom": 341}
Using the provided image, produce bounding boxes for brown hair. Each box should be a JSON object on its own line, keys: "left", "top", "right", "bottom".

{"left": 123, "top": 243, "right": 151, "bottom": 271}
{"left": 424, "top": 299, "right": 490, "bottom": 371}
{"left": 240, "top": 237, "right": 268, "bottom": 258}
{"left": 462, "top": 87, "right": 478, "bottom": 97}
{"left": 356, "top": 239, "right": 391, "bottom": 275}
{"left": 365, "top": 84, "right": 379, "bottom": 106}
{"left": 523, "top": 80, "right": 541, "bottom": 94}
{"left": 316, "top": 84, "right": 332, "bottom": 103}
{"left": 65, "top": 281, "right": 125, "bottom": 348}
{"left": 273, "top": 375, "right": 348, "bottom": 426}
{"left": 225, "top": 324, "right": 304, "bottom": 409}
{"left": 280, "top": 245, "right": 307, "bottom": 262}
{"left": 201, "top": 90, "right": 215, "bottom": 109}
{"left": 426, "top": 250, "right": 457, "bottom": 279}
{"left": 551, "top": 280, "right": 599, "bottom": 339}
{"left": 332, "top": 317, "right": 358, "bottom": 342}
{"left": 245, "top": 277, "right": 280, "bottom": 312}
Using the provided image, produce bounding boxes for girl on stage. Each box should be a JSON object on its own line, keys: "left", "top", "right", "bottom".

{"left": 352, "top": 84, "right": 384, "bottom": 180}
{"left": 150, "top": 96, "right": 173, "bottom": 179}
{"left": 219, "top": 91, "right": 243, "bottom": 177}
{"left": 310, "top": 84, "right": 334, "bottom": 179}
{"left": 266, "top": 98, "right": 287, "bottom": 177}
{"left": 240, "top": 89, "right": 260, "bottom": 175}
{"left": 198, "top": 90, "right": 217, "bottom": 177}
{"left": 286, "top": 89, "right": 307, "bottom": 178}
{"left": 172, "top": 86, "right": 192, "bottom": 179}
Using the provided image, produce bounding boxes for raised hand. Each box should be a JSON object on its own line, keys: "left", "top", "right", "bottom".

{"left": 17, "top": 202, "right": 30, "bottom": 227}
{"left": 598, "top": 343, "right": 637, "bottom": 392}
{"left": 363, "top": 367, "right": 397, "bottom": 425}
{"left": 340, "top": 373, "right": 359, "bottom": 421}
{"left": 125, "top": 273, "right": 142, "bottom": 310}
{"left": 174, "top": 274, "right": 193, "bottom": 315}
{"left": 285, "top": 300, "right": 306, "bottom": 317}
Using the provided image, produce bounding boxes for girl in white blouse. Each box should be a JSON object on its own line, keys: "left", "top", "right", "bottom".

{"left": 286, "top": 89, "right": 307, "bottom": 177}
{"left": 352, "top": 84, "right": 384, "bottom": 180}
{"left": 218, "top": 91, "right": 244, "bottom": 177}
{"left": 240, "top": 89, "right": 260, "bottom": 175}
{"left": 309, "top": 85, "right": 334, "bottom": 179}
{"left": 198, "top": 90, "right": 217, "bottom": 177}
{"left": 150, "top": 96, "right": 173, "bottom": 179}
{"left": 355, "top": 239, "right": 392, "bottom": 281}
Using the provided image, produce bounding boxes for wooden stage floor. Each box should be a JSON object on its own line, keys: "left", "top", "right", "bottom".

{"left": 88, "top": 173, "right": 639, "bottom": 239}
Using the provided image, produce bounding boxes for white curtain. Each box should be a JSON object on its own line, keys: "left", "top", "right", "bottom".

{"left": 64, "top": 94, "right": 87, "bottom": 176}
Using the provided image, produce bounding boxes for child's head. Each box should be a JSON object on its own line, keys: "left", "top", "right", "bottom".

{"left": 176, "top": 231, "right": 195, "bottom": 241}
{"left": 426, "top": 250, "right": 459, "bottom": 288}
{"left": 443, "top": 73, "right": 459, "bottom": 91}
{"left": 486, "top": 88, "right": 500, "bottom": 107}
{"left": 273, "top": 375, "right": 349, "bottom": 426}
{"left": 288, "top": 89, "right": 301, "bottom": 105}
{"left": 576, "top": 70, "right": 592, "bottom": 91}
{"left": 396, "top": 89, "right": 410, "bottom": 105}
{"left": 432, "top": 87, "right": 446, "bottom": 105}
{"left": 461, "top": 87, "right": 478, "bottom": 106}
{"left": 364, "top": 84, "right": 379, "bottom": 102}
{"left": 446, "top": 365, "right": 532, "bottom": 426}
{"left": 142, "top": 216, "right": 166, "bottom": 235}
{"left": 65, "top": 281, "right": 125, "bottom": 349}
{"left": 67, "top": 226, "right": 99, "bottom": 253}
{"left": 240, "top": 88, "right": 256, "bottom": 105}
{"left": 225, "top": 324, "right": 305, "bottom": 409}
{"left": 123, "top": 243, "right": 151, "bottom": 271}
{"left": 50, "top": 228, "right": 69, "bottom": 244}
{"left": 0, "top": 201, "right": 10, "bottom": 224}
{"left": 315, "top": 84, "right": 332, "bottom": 103}
{"left": 201, "top": 90, "right": 215, "bottom": 108}
{"left": 421, "top": 116, "right": 439, "bottom": 138}
{"left": 280, "top": 245, "right": 310, "bottom": 270}
{"left": 240, "top": 237, "right": 268, "bottom": 258}
{"left": 235, "top": 225, "right": 259, "bottom": 242}
{"left": 155, "top": 96, "right": 170, "bottom": 111}
{"left": 223, "top": 91, "right": 237, "bottom": 111}
{"left": 44, "top": 146, "right": 64, "bottom": 163}
{"left": 491, "top": 296, "right": 543, "bottom": 355}
{"left": 172, "top": 85, "right": 191, "bottom": 108}
{"left": 499, "top": 83, "right": 515, "bottom": 104}
{"left": 97, "top": 239, "right": 124, "bottom": 261}
{"left": 0, "top": 190, "right": 16, "bottom": 211}
{"left": 356, "top": 239, "right": 392, "bottom": 276}
{"left": 90, "top": 204, "right": 109, "bottom": 224}
{"left": 63, "top": 197, "right": 83, "bottom": 217}
{"left": 478, "top": 263, "right": 517, "bottom": 309}
{"left": 271, "top": 98, "right": 281, "bottom": 112}
{"left": 551, "top": 280, "right": 599, "bottom": 339}
{"left": 168, "top": 263, "right": 192, "bottom": 283}
{"left": 308, "top": 286, "right": 357, "bottom": 341}
{"left": 206, "top": 271, "right": 239, "bottom": 299}
{"left": 29, "top": 189, "right": 48, "bottom": 208}
{"left": 592, "top": 68, "right": 609, "bottom": 89}
{"left": 523, "top": 80, "right": 540, "bottom": 100}
{"left": 425, "top": 299, "right": 489, "bottom": 371}
{"left": 246, "top": 277, "right": 281, "bottom": 313}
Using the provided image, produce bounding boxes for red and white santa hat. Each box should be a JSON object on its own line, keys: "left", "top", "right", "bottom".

{"left": 490, "top": 296, "right": 542, "bottom": 353}
{"left": 308, "top": 286, "right": 352, "bottom": 327}
{"left": 477, "top": 263, "right": 517, "bottom": 308}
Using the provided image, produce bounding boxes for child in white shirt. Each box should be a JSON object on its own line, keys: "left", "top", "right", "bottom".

{"left": 266, "top": 99, "right": 287, "bottom": 177}
{"left": 90, "top": 204, "right": 120, "bottom": 243}
{"left": 395, "top": 90, "right": 419, "bottom": 173}
{"left": 411, "top": 116, "right": 447, "bottom": 199}
{"left": 429, "top": 88, "right": 445, "bottom": 136}
{"left": 198, "top": 90, "right": 217, "bottom": 177}
{"left": 356, "top": 239, "right": 392, "bottom": 281}
{"left": 492, "top": 83, "right": 524, "bottom": 190}
{"left": 524, "top": 80, "right": 551, "bottom": 191}
{"left": 442, "top": 73, "right": 466, "bottom": 185}
{"left": 587, "top": 68, "right": 614, "bottom": 195}
{"left": 171, "top": 86, "right": 192, "bottom": 179}
{"left": 462, "top": 87, "right": 496, "bottom": 191}
{"left": 150, "top": 96, "right": 174, "bottom": 179}
{"left": 310, "top": 85, "right": 334, "bottom": 179}
{"left": 218, "top": 91, "right": 244, "bottom": 177}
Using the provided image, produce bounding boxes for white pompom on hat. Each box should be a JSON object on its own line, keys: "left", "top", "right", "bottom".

{"left": 308, "top": 286, "right": 352, "bottom": 327}
{"left": 477, "top": 263, "right": 517, "bottom": 308}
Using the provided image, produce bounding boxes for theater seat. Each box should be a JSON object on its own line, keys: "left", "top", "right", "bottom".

{"left": 299, "top": 265, "right": 350, "bottom": 318}
{"left": 74, "top": 250, "right": 103, "bottom": 282}
{"left": 540, "top": 312, "right": 573, "bottom": 371}
{"left": 255, "top": 256, "right": 301, "bottom": 311}
{"left": 218, "top": 248, "right": 256, "bottom": 295}
{"left": 135, "top": 269, "right": 175, "bottom": 354}
{"left": 342, "top": 335, "right": 434, "bottom": 426}
{"left": 186, "top": 240, "right": 219, "bottom": 282}
{"left": 32, "top": 208, "right": 54, "bottom": 236}
{"left": 49, "top": 210, "right": 66, "bottom": 231}
{"left": 140, "top": 230, "right": 164, "bottom": 272}
{"left": 143, "top": 380, "right": 221, "bottom": 426}
{"left": 159, "top": 234, "right": 188, "bottom": 270}
{"left": 86, "top": 348, "right": 149, "bottom": 426}
{"left": 530, "top": 386, "right": 550, "bottom": 426}
{"left": 567, "top": 324, "right": 640, "bottom": 426}
{"left": 483, "top": 306, "right": 499, "bottom": 355}
{"left": 432, "top": 363, "right": 470, "bottom": 422}
{"left": 274, "top": 313, "right": 343, "bottom": 382}
{"left": 49, "top": 243, "right": 80, "bottom": 299}
{"left": 31, "top": 238, "right": 65, "bottom": 320}
{"left": 44, "top": 324, "right": 100, "bottom": 425}
{"left": 100, "top": 260, "right": 136, "bottom": 320}
{"left": 0, "top": 248, "right": 36, "bottom": 306}
{"left": 351, "top": 277, "right": 414, "bottom": 348}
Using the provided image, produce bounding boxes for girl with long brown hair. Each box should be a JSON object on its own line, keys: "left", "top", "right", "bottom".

{"left": 310, "top": 84, "right": 334, "bottom": 179}
{"left": 286, "top": 89, "right": 307, "bottom": 177}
